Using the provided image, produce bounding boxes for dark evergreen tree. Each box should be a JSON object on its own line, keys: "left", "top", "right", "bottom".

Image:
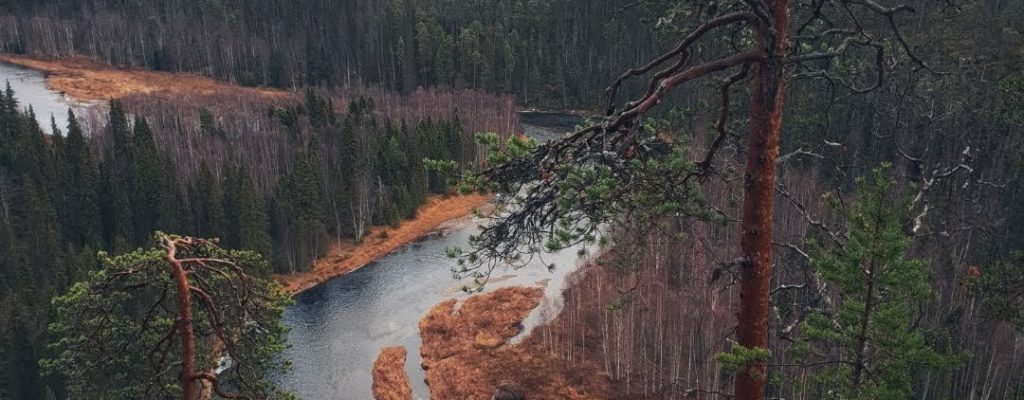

{"left": 224, "top": 163, "right": 271, "bottom": 260}
{"left": 275, "top": 139, "right": 327, "bottom": 272}
{"left": 129, "top": 117, "right": 163, "bottom": 244}
{"left": 57, "top": 110, "right": 101, "bottom": 247}
{"left": 267, "top": 49, "right": 287, "bottom": 88}
{"left": 190, "top": 162, "right": 225, "bottom": 238}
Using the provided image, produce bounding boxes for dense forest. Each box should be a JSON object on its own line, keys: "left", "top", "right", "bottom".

{"left": 0, "top": 0, "right": 1022, "bottom": 399}
{"left": 0, "top": 0, "right": 684, "bottom": 108}
{"left": 0, "top": 83, "right": 516, "bottom": 399}
{"left": 438, "top": 0, "right": 1024, "bottom": 399}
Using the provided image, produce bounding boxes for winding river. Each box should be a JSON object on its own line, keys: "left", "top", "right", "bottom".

{"left": 279, "top": 113, "right": 585, "bottom": 400}
{"left": 1, "top": 60, "right": 586, "bottom": 400}
{"left": 0, "top": 61, "right": 77, "bottom": 134}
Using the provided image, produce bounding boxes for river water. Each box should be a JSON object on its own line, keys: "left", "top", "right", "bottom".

{"left": 0, "top": 61, "right": 78, "bottom": 134}
{"left": 0, "top": 62, "right": 588, "bottom": 399}
{"left": 278, "top": 112, "right": 586, "bottom": 400}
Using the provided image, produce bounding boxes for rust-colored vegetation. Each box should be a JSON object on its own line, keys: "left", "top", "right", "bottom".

{"left": 0, "top": 54, "right": 288, "bottom": 101}
{"left": 276, "top": 193, "right": 491, "bottom": 293}
{"left": 372, "top": 346, "right": 413, "bottom": 400}
{"left": 419, "top": 286, "right": 612, "bottom": 399}
{"left": 0, "top": 54, "right": 514, "bottom": 296}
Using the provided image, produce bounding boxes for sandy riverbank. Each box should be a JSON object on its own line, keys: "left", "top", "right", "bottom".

{"left": 275, "top": 193, "right": 491, "bottom": 294}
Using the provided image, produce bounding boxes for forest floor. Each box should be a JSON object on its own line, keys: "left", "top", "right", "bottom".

{"left": 275, "top": 193, "right": 492, "bottom": 294}
{"left": 0, "top": 54, "right": 287, "bottom": 100}
{"left": 416, "top": 286, "right": 612, "bottom": 399}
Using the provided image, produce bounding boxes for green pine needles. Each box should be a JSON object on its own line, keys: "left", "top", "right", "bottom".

{"left": 42, "top": 234, "right": 294, "bottom": 400}
{"left": 433, "top": 127, "right": 724, "bottom": 291}
{"left": 790, "top": 165, "right": 964, "bottom": 399}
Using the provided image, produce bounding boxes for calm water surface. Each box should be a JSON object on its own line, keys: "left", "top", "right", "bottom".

{"left": 0, "top": 61, "right": 78, "bottom": 134}
{"left": 279, "top": 118, "right": 584, "bottom": 400}
{"left": 0, "top": 63, "right": 584, "bottom": 399}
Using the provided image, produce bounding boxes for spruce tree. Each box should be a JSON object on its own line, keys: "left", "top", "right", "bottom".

{"left": 156, "top": 155, "right": 187, "bottom": 234}
{"left": 190, "top": 162, "right": 225, "bottom": 238}
{"left": 99, "top": 161, "right": 134, "bottom": 251}
{"left": 58, "top": 109, "right": 101, "bottom": 247}
{"left": 198, "top": 108, "right": 219, "bottom": 137}
{"left": 107, "top": 100, "right": 133, "bottom": 168}
{"left": 278, "top": 139, "right": 327, "bottom": 272}
{"left": 224, "top": 164, "right": 272, "bottom": 263}
{"left": 100, "top": 101, "right": 135, "bottom": 250}
{"left": 130, "top": 117, "right": 163, "bottom": 244}
{"left": 267, "top": 49, "right": 286, "bottom": 88}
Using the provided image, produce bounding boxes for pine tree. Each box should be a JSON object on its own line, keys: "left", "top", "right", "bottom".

{"left": 792, "top": 165, "right": 962, "bottom": 399}
{"left": 42, "top": 235, "right": 292, "bottom": 399}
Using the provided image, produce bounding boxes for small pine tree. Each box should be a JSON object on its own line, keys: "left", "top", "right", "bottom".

{"left": 198, "top": 108, "right": 219, "bottom": 137}
{"left": 792, "top": 165, "right": 963, "bottom": 399}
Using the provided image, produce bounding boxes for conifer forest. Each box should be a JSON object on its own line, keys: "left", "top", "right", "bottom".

{"left": 0, "top": 0, "right": 1023, "bottom": 399}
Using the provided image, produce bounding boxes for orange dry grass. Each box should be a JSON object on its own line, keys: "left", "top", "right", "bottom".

{"left": 372, "top": 346, "right": 413, "bottom": 400}
{"left": 0, "top": 54, "right": 287, "bottom": 101}
{"left": 275, "top": 194, "right": 491, "bottom": 294}
{"left": 419, "top": 287, "right": 612, "bottom": 399}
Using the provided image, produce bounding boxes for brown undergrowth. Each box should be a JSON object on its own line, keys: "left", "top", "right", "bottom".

{"left": 418, "top": 286, "right": 612, "bottom": 399}
{"left": 372, "top": 346, "right": 413, "bottom": 400}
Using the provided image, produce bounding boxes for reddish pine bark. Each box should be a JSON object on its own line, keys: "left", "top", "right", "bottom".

{"left": 736, "top": 1, "right": 789, "bottom": 399}
{"left": 165, "top": 243, "right": 199, "bottom": 400}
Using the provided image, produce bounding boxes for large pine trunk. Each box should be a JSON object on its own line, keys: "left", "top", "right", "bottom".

{"left": 735, "top": 2, "right": 789, "bottom": 399}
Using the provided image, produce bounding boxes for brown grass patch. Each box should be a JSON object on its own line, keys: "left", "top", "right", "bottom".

{"left": 275, "top": 194, "right": 491, "bottom": 294}
{"left": 0, "top": 54, "right": 287, "bottom": 101}
{"left": 372, "top": 346, "right": 413, "bottom": 400}
{"left": 419, "top": 286, "right": 612, "bottom": 399}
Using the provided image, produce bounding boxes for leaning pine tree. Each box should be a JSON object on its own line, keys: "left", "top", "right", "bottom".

{"left": 43, "top": 233, "right": 293, "bottom": 400}
{"left": 431, "top": 0, "right": 934, "bottom": 398}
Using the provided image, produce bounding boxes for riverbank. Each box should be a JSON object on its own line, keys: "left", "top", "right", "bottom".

{"left": 372, "top": 347, "right": 413, "bottom": 400}
{"left": 417, "top": 286, "right": 611, "bottom": 399}
{"left": 0, "top": 54, "right": 502, "bottom": 297}
{"left": 275, "top": 193, "right": 492, "bottom": 294}
{"left": 0, "top": 53, "right": 286, "bottom": 101}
